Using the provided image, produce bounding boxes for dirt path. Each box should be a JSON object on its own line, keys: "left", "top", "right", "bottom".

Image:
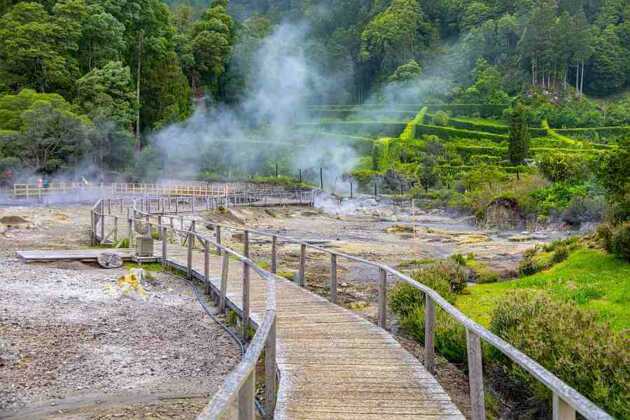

{"left": 0, "top": 205, "right": 240, "bottom": 418}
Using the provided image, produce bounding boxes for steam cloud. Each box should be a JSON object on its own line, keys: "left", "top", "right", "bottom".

{"left": 151, "top": 22, "right": 358, "bottom": 189}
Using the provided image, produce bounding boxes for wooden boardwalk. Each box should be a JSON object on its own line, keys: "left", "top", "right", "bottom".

{"left": 166, "top": 243, "right": 464, "bottom": 419}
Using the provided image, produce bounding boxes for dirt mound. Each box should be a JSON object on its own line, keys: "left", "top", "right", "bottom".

{"left": 0, "top": 215, "right": 30, "bottom": 225}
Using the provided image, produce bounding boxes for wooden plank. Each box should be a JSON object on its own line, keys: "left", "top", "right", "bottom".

{"left": 166, "top": 247, "right": 463, "bottom": 420}
{"left": 16, "top": 249, "right": 134, "bottom": 262}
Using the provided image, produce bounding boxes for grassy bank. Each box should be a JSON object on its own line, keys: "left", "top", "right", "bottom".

{"left": 456, "top": 248, "right": 630, "bottom": 331}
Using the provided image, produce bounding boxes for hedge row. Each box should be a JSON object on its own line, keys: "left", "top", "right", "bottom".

{"left": 427, "top": 103, "right": 509, "bottom": 118}
{"left": 310, "top": 109, "right": 417, "bottom": 120}
{"left": 400, "top": 106, "right": 428, "bottom": 141}
{"left": 554, "top": 126, "right": 630, "bottom": 141}
{"left": 296, "top": 121, "right": 407, "bottom": 138}
{"left": 415, "top": 123, "right": 509, "bottom": 142}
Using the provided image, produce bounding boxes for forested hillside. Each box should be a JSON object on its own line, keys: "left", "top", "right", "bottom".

{"left": 0, "top": 0, "right": 629, "bottom": 181}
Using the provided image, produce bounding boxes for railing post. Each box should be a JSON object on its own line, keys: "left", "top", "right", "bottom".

{"left": 187, "top": 232, "right": 193, "bottom": 279}
{"left": 216, "top": 225, "right": 222, "bottom": 255}
{"left": 553, "top": 394, "right": 576, "bottom": 420}
{"left": 162, "top": 226, "right": 168, "bottom": 267}
{"left": 298, "top": 243, "right": 306, "bottom": 287}
{"left": 190, "top": 220, "right": 196, "bottom": 249}
{"left": 157, "top": 215, "right": 162, "bottom": 239}
{"left": 265, "top": 316, "right": 277, "bottom": 418}
{"left": 466, "top": 330, "right": 486, "bottom": 420}
{"left": 271, "top": 235, "right": 277, "bottom": 274}
{"left": 424, "top": 295, "right": 436, "bottom": 374}
{"left": 204, "top": 239, "right": 211, "bottom": 295}
{"left": 220, "top": 253, "right": 229, "bottom": 312}
{"left": 113, "top": 216, "right": 118, "bottom": 243}
{"left": 238, "top": 370, "right": 255, "bottom": 420}
{"left": 330, "top": 254, "right": 337, "bottom": 304}
{"left": 242, "top": 230, "right": 250, "bottom": 339}
{"left": 378, "top": 268, "right": 387, "bottom": 328}
{"left": 128, "top": 217, "right": 134, "bottom": 248}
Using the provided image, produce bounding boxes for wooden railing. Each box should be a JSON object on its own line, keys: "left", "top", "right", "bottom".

{"left": 13, "top": 182, "right": 306, "bottom": 200}
{"left": 91, "top": 198, "right": 279, "bottom": 419}
{"left": 90, "top": 196, "right": 613, "bottom": 420}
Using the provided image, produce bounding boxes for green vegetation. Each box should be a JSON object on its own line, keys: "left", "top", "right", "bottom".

{"left": 457, "top": 248, "right": 630, "bottom": 331}
{"left": 391, "top": 246, "right": 630, "bottom": 417}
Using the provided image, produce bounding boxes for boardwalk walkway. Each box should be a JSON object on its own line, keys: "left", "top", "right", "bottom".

{"left": 165, "top": 239, "right": 463, "bottom": 419}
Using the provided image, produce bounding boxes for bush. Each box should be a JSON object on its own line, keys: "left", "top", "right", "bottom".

{"left": 490, "top": 291, "right": 630, "bottom": 418}
{"left": 389, "top": 279, "right": 467, "bottom": 364}
{"left": 550, "top": 244, "right": 569, "bottom": 264}
{"left": 561, "top": 196, "right": 605, "bottom": 226}
{"left": 610, "top": 222, "right": 630, "bottom": 261}
{"left": 596, "top": 223, "right": 614, "bottom": 250}
{"left": 415, "top": 124, "right": 509, "bottom": 142}
{"left": 432, "top": 111, "right": 449, "bottom": 126}
{"left": 537, "top": 152, "right": 589, "bottom": 183}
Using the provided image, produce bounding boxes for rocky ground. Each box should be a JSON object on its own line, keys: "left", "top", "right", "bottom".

{"left": 0, "top": 199, "right": 572, "bottom": 419}
{"left": 0, "top": 205, "right": 240, "bottom": 419}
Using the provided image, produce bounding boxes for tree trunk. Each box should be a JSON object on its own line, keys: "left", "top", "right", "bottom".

{"left": 580, "top": 60, "right": 584, "bottom": 95}
{"left": 135, "top": 30, "right": 144, "bottom": 152}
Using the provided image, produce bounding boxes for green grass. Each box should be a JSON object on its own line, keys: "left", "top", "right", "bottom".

{"left": 123, "top": 262, "right": 164, "bottom": 272}
{"left": 456, "top": 248, "right": 630, "bottom": 331}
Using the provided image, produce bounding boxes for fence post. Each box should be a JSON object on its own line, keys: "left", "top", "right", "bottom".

{"left": 466, "top": 330, "right": 486, "bottom": 420}
{"left": 190, "top": 220, "right": 196, "bottom": 249}
{"left": 298, "top": 244, "right": 306, "bottom": 287}
{"left": 238, "top": 370, "right": 255, "bottom": 420}
{"left": 265, "top": 316, "right": 277, "bottom": 417}
{"left": 113, "top": 216, "right": 118, "bottom": 243}
{"left": 220, "top": 253, "right": 229, "bottom": 312}
{"left": 424, "top": 295, "right": 436, "bottom": 374}
{"left": 204, "top": 239, "right": 211, "bottom": 296}
{"left": 162, "top": 226, "right": 168, "bottom": 267}
{"left": 271, "top": 235, "right": 277, "bottom": 274}
{"left": 242, "top": 230, "right": 250, "bottom": 339}
{"left": 330, "top": 254, "right": 337, "bottom": 304}
{"left": 187, "top": 232, "right": 193, "bottom": 279}
{"left": 216, "top": 225, "right": 222, "bottom": 255}
{"left": 128, "top": 217, "right": 134, "bottom": 248}
{"left": 553, "top": 394, "right": 576, "bottom": 420}
{"left": 378, "top": 268, "right": 387, "bottom": 328}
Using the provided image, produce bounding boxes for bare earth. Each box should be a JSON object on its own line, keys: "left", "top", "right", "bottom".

{"left": 0, "top": 201, "right": 564, "bottom": 419}
{"left": 0, "top": 205, "right": 240, "bottom": 419}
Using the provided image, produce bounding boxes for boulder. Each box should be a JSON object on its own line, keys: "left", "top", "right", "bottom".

{"left": 97, "top": 252, "right": 124, "bottom": 269}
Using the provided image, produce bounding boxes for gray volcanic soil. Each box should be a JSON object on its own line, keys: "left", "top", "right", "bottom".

{"left": 0, "top": 206, "right": 240, "bottom": 419}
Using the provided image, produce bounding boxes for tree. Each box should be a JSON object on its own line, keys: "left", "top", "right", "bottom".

{"left": 78, "top": 3, "right": 126, "bottom": 72}
{"left": 0, "top": 2, "right": 78, "bottom": 93}
{"left": 15, "top": 101, "right": 92, "bottom": 173}
{"left": 360, "top": 0, "right": 433, "bottom": 81}
{"left": 417, "top": 154, "right": 438, "bottom": 192}
{"left": 75, "top": 61, "right": 137, "bottom": 129}
{"left": 388, "top": 59, "right": 422, "bottom": 83}
{"left": 458, "top": 59, "right": 510, "bottom": 105}
{"left": 508, "top": 103, "right": 529, "bottom": 165}
{"left": 189, "top": 0, "right": 234, "bottom": 98}
{"left": 587, "top": 25, "right": 626, "bottom": 95}
{"left": 538, "top": 152, "right": 588, "bottom": 183}
{"left": 597, "top": 146, "right": 630, "bottom": 221}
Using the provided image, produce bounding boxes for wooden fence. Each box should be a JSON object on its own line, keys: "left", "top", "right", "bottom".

{"left": 90, "top": 196, "right": 613, "bottom": 420}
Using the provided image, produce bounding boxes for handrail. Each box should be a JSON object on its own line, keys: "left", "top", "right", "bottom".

{"left": 92, "top": 195, "right": 613, "bottom": 420}
{"left": 90, "top": 197, "right": 279, "bottom": 419}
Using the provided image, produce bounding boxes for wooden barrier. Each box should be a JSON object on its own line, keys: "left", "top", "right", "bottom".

{"left": 89, "top": 196, "right": 613, "bottom": 420}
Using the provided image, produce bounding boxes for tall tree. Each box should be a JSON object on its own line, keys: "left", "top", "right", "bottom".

{"left": 508, "top": 102, "right": 529, "bottom": 165}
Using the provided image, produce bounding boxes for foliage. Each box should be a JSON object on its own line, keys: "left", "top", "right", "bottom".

{"left": 596, "top": 147, "right": 630, "bottom": 221}
{"left": 609, "top": 222, "right": 630, "bottom": 262}
{"left": 489, "top": 291, "right": 629, "bottom": 418}
{"left": 457, "top": 248, "right": 630, "bottom": 331}
{"left": 537, "top": 152, "right": 589, "bottom": 183}
{"left": 388, "top": 59, "right": 422, "bottom": 83}
{"left": 431, "top": 111, "right": 449, "bottom": 127}
{"left": 75, "top": 61, "right": 137, "bottom": 127}
{"left": 508, "top": 103, "right": 529, "bottom": 165}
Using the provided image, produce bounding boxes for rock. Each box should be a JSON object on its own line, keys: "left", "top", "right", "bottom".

{"left": 97, "top": 252, "right": 123, "bottom": 269}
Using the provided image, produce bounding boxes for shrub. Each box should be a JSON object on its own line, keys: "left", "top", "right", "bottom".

{"left": 490, "top": 291, "right": 630, "bottom": 418}
{"left": 561, "top": 196, "right": 605, "bottom": 226}
{"left": 389, "top": 280, "right": 467, "bottom": 364}
{"left": 610, "top": 222, "right": 630, "bottom": 261}
{"left": 537, "top": 152, "right": 589, "bottom": 183}
{"left": 432, "top": 111, "right": 449, "bottom": 126}
{"left": 596, "top": 223, "right": 614, "bottom": 251}
{"left": 550, "top": 244, "right": 569, "bottom": 264}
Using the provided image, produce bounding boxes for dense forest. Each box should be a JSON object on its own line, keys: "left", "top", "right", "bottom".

{"left": 1, "top": 0, "right": 630, "bottom": 181}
